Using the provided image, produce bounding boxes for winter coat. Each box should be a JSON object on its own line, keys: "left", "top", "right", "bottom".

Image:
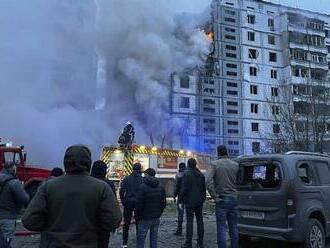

{"left": 22, "top": 173, "right": 122, "bottom": 248}
{"left": 173, "top": 169, "right": 185, "bottom": 199}
{"left": 0, "top": 170, "right": 29, "bottom": 220}
{"left": 119, "top": 171, "right": 143, "bottom": 203}
{"left": 136, "top": 175, "right": 166, "bottom": 221}
{"left": 178, "top": 167, "right": 206, "bottom": 207}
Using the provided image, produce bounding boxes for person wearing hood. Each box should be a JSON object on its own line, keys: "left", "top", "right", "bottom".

{"left": 136, "top": 168, "right": 166, "bottom": 248}
{"left": 119, "top": 162, "right": 143, "bottom": 248}
{"left": 0, "top": 162, "right": 29, "bottom": 245}
{"left": 91, "top": 160, "right": 117, "bottom": 248}
{"left": 22, "top": 145, "right": 122, "bottom": 248}
{"left": 173, "top": 162, "right": 186, "bottom": 236}
{"left": 179, "top": 158, "right": 206, "bottom": 248}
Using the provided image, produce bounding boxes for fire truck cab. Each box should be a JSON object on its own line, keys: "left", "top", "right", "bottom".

{"left": 0, "top": 142, "right": 50, "bottom": 197}
{"left": 100, "top": 145, "right": 212, "bottom": 196}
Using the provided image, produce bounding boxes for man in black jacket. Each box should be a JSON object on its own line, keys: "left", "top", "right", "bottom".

{"left": 179, "top": 158, "right": 206, "bottom": 248}
{"left": 91, "top": 160, "right": 118, "bottom": 248}
{"left": 119, "top": 163, "right": 143, "bottom": 247}
{"left": 136, "top": 168, "right": 166, "bottom": 248}
{"left": 173, "top": 162, "right": 186, "bottom": 235}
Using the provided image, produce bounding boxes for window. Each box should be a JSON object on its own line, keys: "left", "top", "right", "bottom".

{"left": 227, "top": 82, "right": 237, "bottom": 87}
{"left": 248, "top": 31, "right": 255, "bottom": 41}
{"left": 268, "top": 18, "right": 274, "bottom": 28}
{"left": 248, "top": 15, "right": 256, "bottom": 24}
{"left": 4, "top": 152, "right": 21, "bottom": 166}
{"left": 204, "top": 107, "right": 215, "bottom": 113}
{"left": 227, "top": 101, "right": 238, "bottom": 106}
{"left": 226, "top": 45, "right": 237, "bottom": 51}
{"left": 227, "top": 120, "right": 238, "bottom": 125}
{"left": 180, "top": 76, "right": 190, "bottom": 88}
{"left": 227, "top": 71, "right": 237, "bottom": 76}
{"left": 249, "top": 49, "right": 257, "bottom": 59}
{"left": 272, "top": 105, "right": 280, "bottom": 115}
{"left": 228, "top": 129, "right": 239, "bottom": 134}
{"left": 227, "top": 63, "right": 237, "bottom": 69}
{"left": 268, "top": 35, "right": 275, "bottom": 45}
{"left": 250, "top": 85, "right": 258, "bottom": 95}
{"left": 271, "top": 69, "right": 277, "bottom": 79}
{"left": 226, "top": 53, "right": 237, "bottom": 58}
{"left": 203, "top": 88, "right": 215, "bottom": 94}
{"left": 228, "top": 140, "right": 239, "bottom": 145}
{"left": 204, "top": 127, "right": 215, "bottom": 133}
{"left": 180, "top": 97, "right": 190, "bottom": 108}
{"left": 251, "top": 103, "right": 258, "bottom": 113}
{"left": 273, "top": 124, "right": 280, "bottom": 134}
{"left": 225, "top": 17, "right": 236, "bottom": 23}
{"left": 314, "top": 162, "right": 330, "bottom": 185}
{"left": 269, "top": 52, "right": 277, "bottom": 62}
{"left": 271, "top": 87, "right": 279, "bottom": 97}
{"left": 252, "top": 142, "right": 260, "bottom": 153}
{"left": 225, "top": 10, "right": 236, "bottom": 15}
{"left": 238, "top": 163, "right": 282, "bottom": 190}
{"left": 251, "top": 122, "right": 259, "bottom": 132}
{"left": 227, "top": 109, "right": 238, "bottom": 114}
{"left": 250, "top": 67, "right": 257, "bottom": 76}
{"left": 227, "top": 90, "right": 238, "bottom": 95}
{"left": 225, "top": 27, "right": 236, "bottom": 33}
{"left": 298, "top": 163, "right": 315, "bottom": 184}
{"left": 225, "top": 35, "right": 236, "bottom": 40}
{"left": 203, "top": 99, "right": 215, "bottom": 105}
{"left": 203, "top": 118, "right": 215, "bottom": 124}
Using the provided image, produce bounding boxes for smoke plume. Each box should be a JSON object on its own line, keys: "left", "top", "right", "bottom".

{"left": 0, "top": 0, "right": 210, "bottom": 166}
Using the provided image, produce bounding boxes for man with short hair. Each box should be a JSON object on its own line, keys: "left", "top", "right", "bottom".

{"left": 49, "top": 167, "right": 64, "bottom": 179}
{"left": 206, "top": 145, "right": 239, "bottom": 248}
{"left": 119, "top": 162, "right": 143, "bottom": 248}
{"left": 136, "top": 168, "right": 166, "bottom": 248}
{"left": 173, "top": 162, "right": 186, "bottom": 236}
{"left": 0, "top": 162, "right": 29, "bottom": 245}
{"left": 179, "top": 158, "right": 206, "bottom": 248}
{"left": 22, "top": 145, "right": 122, "bottom": 248}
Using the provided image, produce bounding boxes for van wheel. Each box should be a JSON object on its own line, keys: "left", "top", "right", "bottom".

{"left": 302, "top": 219, "right": 325, "bottom": 248}
{"left": 239, "top": 234, "right": 251, "bottom": 247}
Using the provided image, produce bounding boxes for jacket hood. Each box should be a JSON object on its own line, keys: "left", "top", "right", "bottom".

{"left": 64, "top": 145, "right": 92, "bottom": 174}
{"left": 0, "top": 170, "right": 15, "bottom": 183}
{"left": 143, "top": 175, "right": 159, "bottom": 188}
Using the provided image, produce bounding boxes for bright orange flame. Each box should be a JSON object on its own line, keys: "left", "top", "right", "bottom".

{"left": 206, "top": 32, "right": 214, "bottom": 42}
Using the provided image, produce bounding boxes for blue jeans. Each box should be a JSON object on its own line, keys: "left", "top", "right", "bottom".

{"left": 137, "top": 218, "right": 160, "bottom": 248}
{"left": 177, "top": 202, "right": 184, "bottom": 229}
{"left": 216, "top": 197, "right": 238, "bottom": 248}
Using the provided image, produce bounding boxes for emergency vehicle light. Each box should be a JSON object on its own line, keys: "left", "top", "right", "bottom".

{"left": 140, "top": 145, "right": 146, "bottom": 150}
{"left": 151, "top": 147, "right": 157, "bottom": 151}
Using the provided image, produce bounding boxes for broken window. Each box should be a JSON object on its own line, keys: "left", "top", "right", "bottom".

{"left": 247, "top": 15, "right": 256, "bottom": 24}
{"left": 251, "top": 103, "right": 258, "bottom": 113}
{"left": 271, "top": 87, "right": 279, "bottom": 97}
{"left": 272, "top": 105, "right": 280, "bottom": 115}
{"left": 180, "top": 76, "right": 190, "bottom": 88}
{"left": 268, "top": 18, "right": 274, "bottom": 28}
{"left": 269, "top": 52, "right": 277, "bottom": 62}
{"left": 238, "top": 163, "right": 281, "bottom": 190}
{"left": 250, "top": 67, "right": 257, "bottom": 76}
{"left": 249, "top": 49, "right": 258, "bottom": 59}
{"left": 248, "top": 31, "right": 255, "bottom": 41}
{"left": 268, "top": 35, "right": 275, "bottom": 45}
{"left": 271, "top": 69, "right": 277, "bottom": 79}
{"left": 180, "top": 97, "right": 190, "bottom": 108}
{"left": 273, "top": 124, "right": 280, "bottom": 134}
{"left": 252, "top": 142, "right": 260, "bottom": 153}
{"left": 250, "top": 84, "right": 258, "bottom": 94}
{"left": 251, "top": 122, "right": 259, "bottom": 132}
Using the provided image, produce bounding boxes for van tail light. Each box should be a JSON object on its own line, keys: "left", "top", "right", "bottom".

{"left": 287, "top": 182, "right": 296, "bottom": 215}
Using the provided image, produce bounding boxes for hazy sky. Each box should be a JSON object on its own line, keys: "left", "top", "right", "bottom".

{"left": 177, "top": 0, "right": 330, "bottom": 15}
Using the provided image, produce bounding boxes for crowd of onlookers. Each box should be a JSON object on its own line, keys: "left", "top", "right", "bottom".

{"left": 0, "top": 144, "right": 239, "bottom": 248}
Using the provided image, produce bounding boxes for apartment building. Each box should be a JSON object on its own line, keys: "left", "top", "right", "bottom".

{"left": 170, "top": 0, "right": 330, "bottom": 155}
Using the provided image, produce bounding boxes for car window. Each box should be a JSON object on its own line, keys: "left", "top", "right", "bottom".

{"left": 298, "top": 163, "right": 316, "bottom": 185}
{"left": 238, "top": 162, "right": 282, "bottom": 191}
{"left": 4, "top": 152, "right": 21, "bottom": 166}
{"left": 313, "top": 161, "right": 330, "bottom": 185}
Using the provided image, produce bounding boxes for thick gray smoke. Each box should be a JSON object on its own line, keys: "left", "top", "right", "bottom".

{"left": 95, "top": 0, "right": 210, "bottom": 143}
{"left": 0, "top": 0, "right": 210, "bottom": 166}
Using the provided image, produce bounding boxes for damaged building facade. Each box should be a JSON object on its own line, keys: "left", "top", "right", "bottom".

{"left": 170, "top": 0, "right": 330, "bottom": 155}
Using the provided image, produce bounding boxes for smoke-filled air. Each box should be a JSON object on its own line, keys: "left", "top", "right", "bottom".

{"left": 0, "top": 0, "right": 210, "bottom": 166}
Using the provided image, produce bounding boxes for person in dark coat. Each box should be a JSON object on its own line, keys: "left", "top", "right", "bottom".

{"left": 173, "top": 162, "right": 186, "bottom": 235}
{"left": 49, "top": 167, "right": 64, "bottom": 179}
{"left": 91, "top": 160, "right": 117, "bottom": 248}
{"left": 91, "top": 160, "right": 116, "bottom": 195}
{"left": 179, "top": 158, "right": 206, "bottom": 248}
{"left": 0, "top": 162, "right": 29, "bottom": 245}
{"left": 136, "top": 168, "right": 166, "bottom": 248}
{"left": 22, "top": 145, "right": 122, "bottom": 248}
{"left": 119, "top": 162, "right": 143, "bottom": 248}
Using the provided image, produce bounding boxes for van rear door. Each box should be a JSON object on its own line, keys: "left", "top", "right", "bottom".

{"left": 238, "top": 161, "right": 288, "bottom": 228}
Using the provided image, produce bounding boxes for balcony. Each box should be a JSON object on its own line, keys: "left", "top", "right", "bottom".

{"left": 289, "top": 42, "right": 309, "bottom": 51}
{"left": 290, "top": 77, "right": 330, "bottom": 88}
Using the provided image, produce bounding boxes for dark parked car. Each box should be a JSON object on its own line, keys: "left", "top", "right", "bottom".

{"left": 237, "top": 151, "right": 330, "bottom": 248}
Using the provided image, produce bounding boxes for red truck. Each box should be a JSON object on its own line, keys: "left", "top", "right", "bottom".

{"left": 0, "top": 143, "right": 50, "bottom": 197}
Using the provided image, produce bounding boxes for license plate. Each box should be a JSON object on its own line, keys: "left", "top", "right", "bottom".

{"left": 241, "top": 211, "right": 265, "bottom": 220}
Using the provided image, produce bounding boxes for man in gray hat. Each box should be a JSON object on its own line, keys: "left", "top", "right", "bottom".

{"left": 23, "top": 145, "right": 122, "bottom": 248}
{"left": 0, "top": 162, "right": 29, "bottom": 245}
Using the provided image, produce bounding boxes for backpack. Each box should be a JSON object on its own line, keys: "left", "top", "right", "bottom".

{"left": 0, "top": 177, "right": 15, "bottom": 196}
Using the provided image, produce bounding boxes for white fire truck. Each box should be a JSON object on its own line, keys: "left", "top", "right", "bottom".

{"left": 100, "top": 144, "right": 212, "bottom": 196}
